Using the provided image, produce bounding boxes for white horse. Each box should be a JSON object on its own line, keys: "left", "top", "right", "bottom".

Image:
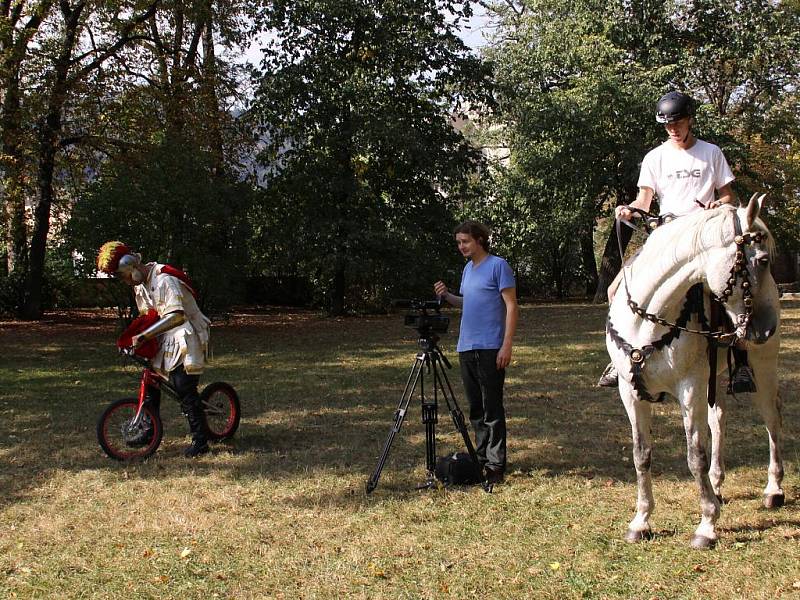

{"left": 606, "top": 194, "right": 783, "bottom": 549}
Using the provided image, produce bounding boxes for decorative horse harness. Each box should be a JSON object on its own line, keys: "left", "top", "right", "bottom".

{"left": 607, "top": 207, "right": 766, "bottom": 404}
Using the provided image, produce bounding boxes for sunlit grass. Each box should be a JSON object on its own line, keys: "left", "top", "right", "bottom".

{"left": 1, "top": 302, "right": 798, "bottom": 598}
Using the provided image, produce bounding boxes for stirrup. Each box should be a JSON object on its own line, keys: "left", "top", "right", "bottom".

{"left": 728, "top": 365, "right": 757, "bottom": 394}
{"left": 597, "top": 362, "right": 618, "bottom": 388}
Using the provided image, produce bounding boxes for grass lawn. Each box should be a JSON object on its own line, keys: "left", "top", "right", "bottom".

{"left": 1, "top": 301, "right": 798, "bottom": 599}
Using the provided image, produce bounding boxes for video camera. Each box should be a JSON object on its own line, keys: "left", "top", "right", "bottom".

{"left": 393, "top": 298, "right": 450, "bottom": 335}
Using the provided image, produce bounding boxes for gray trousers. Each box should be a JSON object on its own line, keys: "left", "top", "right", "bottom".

{"left": 459, "top": 349, "right": 507, "bottom": 471}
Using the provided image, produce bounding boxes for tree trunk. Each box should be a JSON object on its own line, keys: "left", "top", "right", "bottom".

{"left": 22, "top": 3, "right": 84, "bottom": 319}
{"left": 330, "top": 260, "right": 346, "bottom": 316}
{"left": 1, "top": 71, "right": 28, "bottom": 275}
{"left": 579, "top": 220, "right": 598, "bottom": 297}
{"left": 201, "top": 4, "right": 225, "bottom": 177}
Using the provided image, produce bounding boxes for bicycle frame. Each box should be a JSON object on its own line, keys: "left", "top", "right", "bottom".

{"left": 124, "top": 350, "right": 180, "bottom": 428}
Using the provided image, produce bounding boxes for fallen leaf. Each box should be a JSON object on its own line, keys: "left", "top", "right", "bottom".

{"left": 180, "top": 548, "right": 192, "bottom": 559}
{"left": 367, "top": 562, "right": 387, "bottom": 578}
{"left": 692, "top": 564, "right": 705, "bottom": 573}
{"left": 549, "top": 562, "right": 560, "bottom": 571}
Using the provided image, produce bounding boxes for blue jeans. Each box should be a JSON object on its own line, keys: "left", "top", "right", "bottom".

{"left": 459, "top": 349, "right": 506, "bottom": 472}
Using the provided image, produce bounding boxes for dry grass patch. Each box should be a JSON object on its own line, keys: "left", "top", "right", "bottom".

{"left": 1, "top": 302, "right": 799, "bottom": 598}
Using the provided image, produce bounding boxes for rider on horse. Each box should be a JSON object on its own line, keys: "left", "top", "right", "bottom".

{"left": 598, "top": 91, "right": 756, "bottom": 394}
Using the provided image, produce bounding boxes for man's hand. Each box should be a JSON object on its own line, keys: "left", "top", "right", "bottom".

{"left": 130, "top": 334, "right": 144, "bottom": 349}
{"left": 433, "top": 280, "right": 448, "bottom": 297}
{"left": 496, "top": 344, "right": 512, "bottom": 370}
{"left": 615, "top": 205, "right": 636, "bottom": 221}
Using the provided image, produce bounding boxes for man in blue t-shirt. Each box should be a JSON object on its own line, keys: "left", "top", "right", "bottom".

{"left": 434, "top": 221, "right": 518, "bottom": 484}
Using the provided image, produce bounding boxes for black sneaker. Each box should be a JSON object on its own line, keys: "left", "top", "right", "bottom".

{"left": 485, "top": 467, "right": 504, "bottom": 485}
{"left": 184, "top": 439, "right": 210, "bottom": 458}
{"left": 729, "top": 365, "right": 757, "bottom": 394}
{"left": 597, "top": 362, "right": 618, "bottom": 387}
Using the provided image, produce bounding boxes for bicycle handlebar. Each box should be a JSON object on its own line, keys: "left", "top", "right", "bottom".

{"left": 119, "top": 347, "right": 152, "bottom": 368}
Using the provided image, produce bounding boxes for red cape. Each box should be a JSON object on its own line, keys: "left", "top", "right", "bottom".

{"left": 117, "top": 309, "right": 159, "bottom": 358}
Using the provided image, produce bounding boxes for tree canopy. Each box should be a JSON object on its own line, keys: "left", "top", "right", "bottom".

{"left": 1, "top": 0, "right": 798, "bottom": 317}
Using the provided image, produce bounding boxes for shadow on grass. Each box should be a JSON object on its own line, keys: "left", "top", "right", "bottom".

{"left": 1, "top": 302, "right": 798, "bottom": 511}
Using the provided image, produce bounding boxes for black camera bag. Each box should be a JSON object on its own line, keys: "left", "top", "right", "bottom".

{"left": 435, "top": 452, "right": 480, "bottom": 485}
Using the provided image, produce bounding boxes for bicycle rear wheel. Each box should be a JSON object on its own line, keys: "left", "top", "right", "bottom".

{"left": 97, "top": 398, "right": 163, "bottom": 460}
{"left": 200, "top": 382, "right": 240, "bottom": 440}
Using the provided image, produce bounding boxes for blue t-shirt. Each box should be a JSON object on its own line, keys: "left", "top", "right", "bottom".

{"left": 457, "top": 254, "right": 516, "bottom": 352}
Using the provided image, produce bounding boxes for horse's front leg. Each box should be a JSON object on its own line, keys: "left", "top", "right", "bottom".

{"left": 679, "top": 384, "right": 721, "bottom": 549}
{"left": 620, "top": 381, "right": 655, "bottom": 542}
{"left": 707, "top": 389, "right": 726, "bottom": 503}
{"left": 749, "top": 349, "right": 784, "bottom": 508}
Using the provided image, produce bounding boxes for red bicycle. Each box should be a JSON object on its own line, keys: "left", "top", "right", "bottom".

{"left": 97, "top": 349, "right": 241, "bottom": 460}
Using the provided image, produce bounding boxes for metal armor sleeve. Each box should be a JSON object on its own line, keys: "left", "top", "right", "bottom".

{"left": 139, "top": 311, "right": 185, "bottom": 340}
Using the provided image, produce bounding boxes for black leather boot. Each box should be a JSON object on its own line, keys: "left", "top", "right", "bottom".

{"left": 729, "top": 348, "right": 757, "bottom": 394}
{"left": 171, "top": 367, "right": 209, "bottom": 457}
{"left": 182, "top": 399, "right": 209, "bottom": 457}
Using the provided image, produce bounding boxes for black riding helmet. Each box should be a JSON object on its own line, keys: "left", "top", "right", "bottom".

{"left": 655, "top": 91, "right": 695, "bottom": 124}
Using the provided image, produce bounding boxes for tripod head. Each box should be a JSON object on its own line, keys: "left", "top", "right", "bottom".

{"left": 393, "top": 298, "right": 450, "bottom": 347}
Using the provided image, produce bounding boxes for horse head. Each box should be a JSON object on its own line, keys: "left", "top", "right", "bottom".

{"left": 704, "top": 194, "right": 779, "bottom": 345}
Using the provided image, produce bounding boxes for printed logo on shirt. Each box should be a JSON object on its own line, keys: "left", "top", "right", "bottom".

{"left": 667, "top": 168, "right": 702, "bottom": 180}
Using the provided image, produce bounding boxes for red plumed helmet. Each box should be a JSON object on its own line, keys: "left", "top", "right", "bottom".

{"left": 97, "top": 241, "right": 132, "bottom": 274}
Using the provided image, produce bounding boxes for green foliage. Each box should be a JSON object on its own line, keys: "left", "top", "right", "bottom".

{"left": 0, "top": 271, "right": 25, "bottom": 317}
{"left": 484, "top": 0, "right": 800, "bottom": 297}
{"left": 66, "top": 139, "right": 254, "bottom": 311}
{"left": 0, "top": 245, "right": 81, "bottom": 316}
{"left": 248, "top": 0, "right": 491, "bottom": 313}
{"left": 484, "top": 0, "right": 674, "bottom": 296}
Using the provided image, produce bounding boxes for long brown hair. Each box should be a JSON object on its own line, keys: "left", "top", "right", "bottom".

{"left": 454, "top": 220, "right": 491, "bottom": 250}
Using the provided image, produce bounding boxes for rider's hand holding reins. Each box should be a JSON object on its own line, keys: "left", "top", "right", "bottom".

{"left": 615, "top": 205, "right": 636, "bottom": 221}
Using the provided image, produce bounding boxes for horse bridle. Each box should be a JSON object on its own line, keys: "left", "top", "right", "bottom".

{"left": 615, "top": 206, "right": 767, "bottom": 345}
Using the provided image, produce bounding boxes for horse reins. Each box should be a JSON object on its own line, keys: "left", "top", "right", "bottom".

{"left": 614, "top": 208, "right": 764, "bottom": 343}
{"left": 609, "top": 206, "right": 767, "bottom": 403}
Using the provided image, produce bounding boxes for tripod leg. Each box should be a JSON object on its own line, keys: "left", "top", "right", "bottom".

{"left": 366, "top": 356, "right": 424, "bottom": 494}
{"left": 432, "top": 351, "right": 491, "bottom": 492}
{"left": 422, "top": 399, "right": 438, "bottom": 476}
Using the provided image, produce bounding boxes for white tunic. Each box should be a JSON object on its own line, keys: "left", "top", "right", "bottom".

{"left": 134, "top": 263, "right": 210, "bottom": 375}
{"left": 637, "top": 139, "right": 734, "bottom": 216}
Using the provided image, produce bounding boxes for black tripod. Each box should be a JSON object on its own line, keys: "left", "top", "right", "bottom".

{"left": 366, "top": 328, "right": 489, "bottom": 493}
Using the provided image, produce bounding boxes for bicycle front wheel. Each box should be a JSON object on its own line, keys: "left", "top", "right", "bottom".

{"left": 200, "top": 382, "right": 241, "bottom": 440}
{"left": 97, "top": 398, "right": 163, "bottom": 461}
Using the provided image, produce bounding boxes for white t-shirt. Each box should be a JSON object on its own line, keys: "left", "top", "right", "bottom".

{"left": 135, "top": 263, "right": 211, "bottom": 375}
{"left": 637, "top": 139, "right": 734, "bottom": 216}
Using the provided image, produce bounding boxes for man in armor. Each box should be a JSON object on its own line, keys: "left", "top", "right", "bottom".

{"left": 97, "top": 241, "right": 212, "bottom": 457}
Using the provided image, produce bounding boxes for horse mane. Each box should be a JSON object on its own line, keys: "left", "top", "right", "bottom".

{"left": 637, "top": 205, "right": 775, "bottom": 272}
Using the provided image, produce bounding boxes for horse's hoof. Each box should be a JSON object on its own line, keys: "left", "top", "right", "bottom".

{"left": 715, "top": 494, "right": 724, "bottom": 505}
{"left": 764, "top": 494, "right": 785, "bottom": 509}
{"left": 690, "top": 535, "right": 717, "bottom": 550}
{"left": 624, "top": 529, "right": 653, "bottom": 543}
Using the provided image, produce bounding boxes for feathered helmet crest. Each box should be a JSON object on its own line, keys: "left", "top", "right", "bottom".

{"left": 97, "top": 241, "right": 133, "bottom": 274}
